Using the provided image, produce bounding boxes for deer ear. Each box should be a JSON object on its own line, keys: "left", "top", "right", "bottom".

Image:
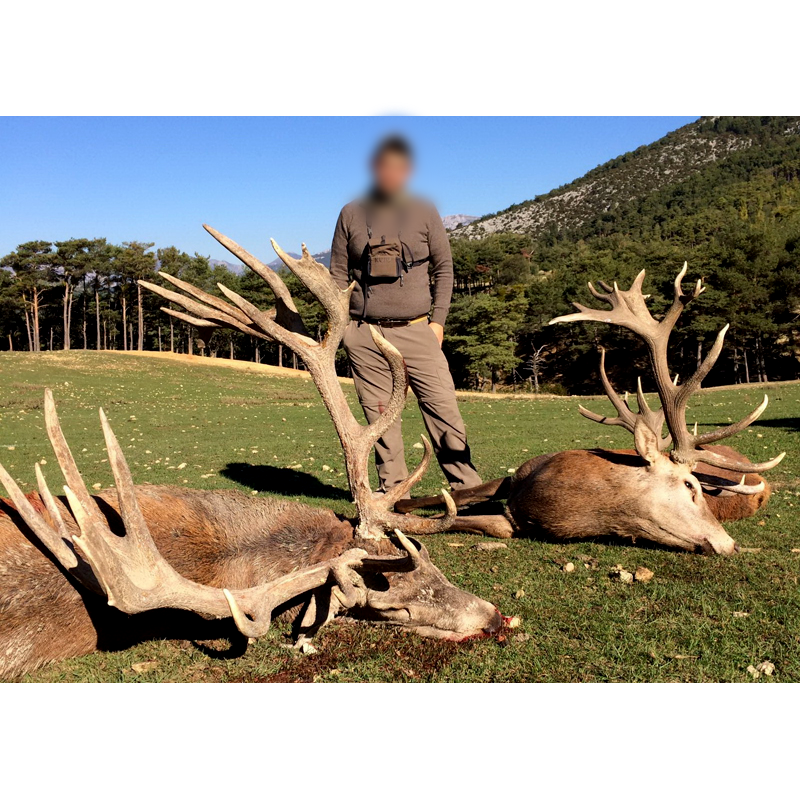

{"left": 633, "top": 418, "right": 661, "bottom": 465}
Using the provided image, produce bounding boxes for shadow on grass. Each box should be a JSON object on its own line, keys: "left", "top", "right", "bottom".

{"left": 751, "top": 417, "right": 800, "bottom": 433}
{"left": 221, "top": 462, "right": 351, "bottom": 502}
{"left": 702, "top": 418, "right": 800, "bottom": 433}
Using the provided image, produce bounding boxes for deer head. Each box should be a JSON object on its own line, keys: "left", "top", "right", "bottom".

{"left": 549, "top": 264, "right": 785, "bottom": 556}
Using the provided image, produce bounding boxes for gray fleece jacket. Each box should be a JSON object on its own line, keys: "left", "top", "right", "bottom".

{"left": 329, "top": 194, "right": 454, "bottom": 326}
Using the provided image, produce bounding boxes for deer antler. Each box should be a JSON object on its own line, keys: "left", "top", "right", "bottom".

{"left": 140, "top": 225, "right": 456, "bottom": 539}
{"left": 550, "top": 264, "right": 785, "bottom": 474}
{"left": 0, "top": 390, "right": 381, "bottom": 639}
{"left": 578, "top": 348, "right": 672, "bottom": 450}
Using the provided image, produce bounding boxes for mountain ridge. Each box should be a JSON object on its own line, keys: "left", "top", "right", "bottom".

{"left": 451, "top": 117, "right": 800, "bottom": 242}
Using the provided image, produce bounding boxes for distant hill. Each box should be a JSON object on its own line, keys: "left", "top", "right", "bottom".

{"left": 442, "top": 214, "right": 479, "bottom": 230}
{"left": 451, "top": 116, "right": 800, "bottom": 241}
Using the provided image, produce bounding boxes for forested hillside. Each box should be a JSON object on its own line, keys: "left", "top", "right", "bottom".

{"left": 445, "top": 117, "right": 800, "bottom": 392}
{"left": 2, "top": 117, "right": 799, "bottom": 394}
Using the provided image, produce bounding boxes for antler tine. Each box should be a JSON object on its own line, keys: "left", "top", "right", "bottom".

{"left": 675, "top": 324, "right": 729, "bottom": 403}
{"left": 0, "top": 460, "right": 79, "bottom": 572}
{"left": 698, "top": 475, "right": 767, "bottom": 496}
{"left": 576, "top": 349, "right": 671, "bottom": 449}
{"left": 43, "top": 389, "right": 105, "bottom": 529}
{"left": 382, "top": 436, "right": 434, "bottom": 508}
{"left": 160, "top": 307, "right": 234, "bottom": 332}
{"left": 139, "top": 280, "right": 263, "bottom": 337}
{"left": 158, "top": 272, "right": 252, "bottom": 325}
{"left": 216, "top": 282, "right": 317, "bottom": 352}
{"left": 270, "top": 239, "right": 353, "bottom": 349}
{"left": 362, "top": 326, "right": 408, "bottom": 444}
{"left": 690, "top": 446, "right": 785, "bottom": 474}
{"left": 578, "top": 349, "right": 638, "bottom": 434}
{"left": 587, "top": 281, "right": 612, "bottom": 302}
{"left": 203, "top": 224, "right": 307, "bottom": 333}
{"left": 382, "top": 490, "right": 459, "bottom": 536}
{"left": 635, "top": 377, "right": 671, "bottom": 449}
{"left": 550, "top": 270, "right": 657, "bottom": 341}
{"left": 358, "top": 529, "right": 422, "bottom": 573}
{"left": 694, "top": 395, "right": 769, "bottom": 447}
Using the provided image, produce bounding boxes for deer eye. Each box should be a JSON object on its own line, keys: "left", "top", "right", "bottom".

{"left": 684, "top": 481, "right": 694, "bottom": 491}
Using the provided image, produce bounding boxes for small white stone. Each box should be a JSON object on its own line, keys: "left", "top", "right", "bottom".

{"left": 563, "top": 562, "right": 575, "bottom": 573}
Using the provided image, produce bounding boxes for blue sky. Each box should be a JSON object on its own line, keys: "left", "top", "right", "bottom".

{"left": 0, "top": 117, "right": 697, "bottom": 260}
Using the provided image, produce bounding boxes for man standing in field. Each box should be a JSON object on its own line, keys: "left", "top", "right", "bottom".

{"left": 330, "top": 135, "right": 482, "bottom": 495}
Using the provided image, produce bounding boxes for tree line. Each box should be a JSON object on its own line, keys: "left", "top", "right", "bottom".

{"left": 1, "top": 240, "right": 241, "bottom": 358}
{"left": 2, "top": 126, "right": 800, "bottom": 394}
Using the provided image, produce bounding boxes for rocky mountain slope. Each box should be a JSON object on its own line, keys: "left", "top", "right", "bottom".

{"left": 451, "top": 117, "right": 800, "bottom": 241}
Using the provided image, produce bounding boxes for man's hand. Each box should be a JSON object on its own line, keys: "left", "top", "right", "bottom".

{"left": 429, "top": 322, "right": 444, "bottom": 347}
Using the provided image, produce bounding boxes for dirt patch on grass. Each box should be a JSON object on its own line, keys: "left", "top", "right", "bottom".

{"left": 0, "top": 396, "right": 42, "bottom": 410}
{"left": 234, "top": 622, "right": 477, "bottom": 683}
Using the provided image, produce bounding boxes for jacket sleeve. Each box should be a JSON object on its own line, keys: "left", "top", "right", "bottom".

{"left": 427, "top": 205, "right": 454, "bottom": 327}
{"left": 329, "top": 209, "right": 350, "bottom": 291}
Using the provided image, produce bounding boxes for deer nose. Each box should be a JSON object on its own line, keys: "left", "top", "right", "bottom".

{"left": 733, "top": 541, "right": 740, "bottom": 553}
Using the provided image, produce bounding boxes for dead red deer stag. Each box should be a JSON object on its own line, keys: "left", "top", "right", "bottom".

{"left": 396, "top": 265, "right": 784, "bottom": 554}
{"left": 0, "top": 226, "right": 501, "bottom": 680}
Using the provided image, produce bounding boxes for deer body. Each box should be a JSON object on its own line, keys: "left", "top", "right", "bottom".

{"left": 0, "top": 486, "right": 500, "bottom": 679}
{"left": 505, "top": 446, "right": 760, "bottom": 554}
{"left": 398, "top": 444, "right": 768, "bottom": 553}
{"left": 397, "top": 266, "right": 783, "bottom": 554}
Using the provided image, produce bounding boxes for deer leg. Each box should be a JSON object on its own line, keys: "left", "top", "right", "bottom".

{"left": 439, "top": 514, "right": 515, "bottom": 539}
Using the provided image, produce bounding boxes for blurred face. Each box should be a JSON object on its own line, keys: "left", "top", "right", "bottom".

{"left": 372, "top": 151, "right": 412, "bottom": 196}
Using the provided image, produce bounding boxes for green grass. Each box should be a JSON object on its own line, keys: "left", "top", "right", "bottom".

{"left": 1, "top": 351, "right": 799, "bottom": 683}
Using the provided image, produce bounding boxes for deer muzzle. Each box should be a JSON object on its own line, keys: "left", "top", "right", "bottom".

{"left": 699, "top": 532, "right": 738, "bottom": 556}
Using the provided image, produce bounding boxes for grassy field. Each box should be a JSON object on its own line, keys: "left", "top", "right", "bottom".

{"left": 1, "top": 350, "right": 798, "bottom": 683}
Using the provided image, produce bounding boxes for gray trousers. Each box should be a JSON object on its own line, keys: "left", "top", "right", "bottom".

{"left": 342, "top": 319, "right": 482, "bottom": 492}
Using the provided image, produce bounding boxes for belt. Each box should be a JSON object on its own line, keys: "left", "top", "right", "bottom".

{"left": 355, "top": 315, "right": 428, "bottom": 328}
